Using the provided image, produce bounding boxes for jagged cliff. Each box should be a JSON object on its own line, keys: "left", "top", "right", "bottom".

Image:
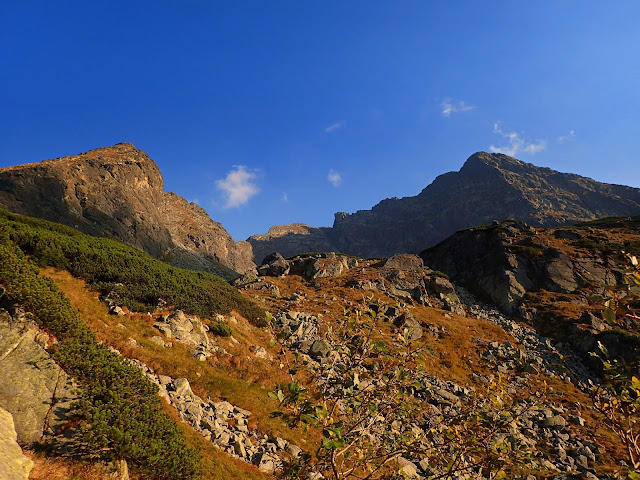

{"left": 248, "top": 223, "right": 336, "bottom": 265}
{"left": 249, "top": 152, "right": 640, "bottom": 259}
{"left": 0, "top": 143, "right": 254, "bottom": 278}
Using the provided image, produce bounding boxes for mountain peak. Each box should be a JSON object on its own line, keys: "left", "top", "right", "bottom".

{"left": 251, "top": 152, "right": 640, "bottom": 259}
{"left": 0, "top": 144, "right": 255, "bottom": 277}
{"left": 462, "top": 151, "right": 529, "bottom": 171}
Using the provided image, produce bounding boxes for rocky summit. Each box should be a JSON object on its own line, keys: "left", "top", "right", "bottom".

{"left": 0, "top": 143, "right": 254, "bottom": 279}
{"left": 249, "top": 152, "right": 640, "bottom": 260}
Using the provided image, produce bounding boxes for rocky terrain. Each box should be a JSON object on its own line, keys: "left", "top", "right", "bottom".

{"left": 2, "top": 215, "right": 639, "bottom": 478}
{"left": 249, "top": 152, "right": 640, "bottom": 260}
{"left": 0, "top": 143, "right": 254, "bottom": 279}
{"left": 1, "top": 146, "right": 640, "bottom": 479}
{"left": 421, "top": 216, "right": 640, "bottom": 366}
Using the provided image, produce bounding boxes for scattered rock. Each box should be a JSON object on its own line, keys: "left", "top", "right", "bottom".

{"left": 0, "top": 407, "right": 33, "bottom": 480}
{"left": 257, "top": 252, "right": 290, "bottom": 277}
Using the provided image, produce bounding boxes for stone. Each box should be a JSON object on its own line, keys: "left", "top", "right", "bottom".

{"left": 0, "top": 313, "right": 77, "bottom": 443}
{"left": 257, "top": 252, "right": 290, "bottom": 277}
{"left": 309, "top": 339, "right": 332, "bottom": 360}
{"left": 541, "top": 415, "right": 567, "bottom": 429}
{"left": 383, "top": 254, "right": 424, "bottom": 272}
{"left": 110, "top": 305, "right": 125, "bottom": 316}
{"left": 579, "top": 311, "right": 608, "bottom": 332}
{"left": 153, "top": 322, "right": 173, "bottom": 338}
{"left": 252, "top": 345, "right": 271, "bottom": 360}
{"left": 393, "top": 313, "right": 423, "bottom": 340}
{"left": 0, "top": 407, "right": 33, "bottom": 480}
{"left": 171, "top": 378, "right": 194, "bottom": 397}
{"left": 397, "top": 457, "right": 419, "bottom": 477}
{"left": 150, "top": 336, "right": 166, "bottom": 347}
{"left": 286, "top": 443, "right": 302, "bottom": 457}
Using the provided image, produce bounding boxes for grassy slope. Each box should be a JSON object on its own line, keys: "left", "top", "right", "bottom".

{"left": 0, "top": 209, "right": 265, "bottom": 325}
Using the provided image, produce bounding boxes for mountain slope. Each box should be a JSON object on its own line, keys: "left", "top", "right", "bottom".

{"left": 0, "top": 143, "right": 255, "bottom": 278}
{"left": 249, "top": 152, "right": 640, "bottom": 259}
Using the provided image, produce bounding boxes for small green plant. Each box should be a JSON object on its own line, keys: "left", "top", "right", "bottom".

{"left": 591, "top": 253, "right": 640, "bottom": 479}
{"left": 431, "top": 270, "right": 450, "bottom": 280}
{"left": 209, "top": 320, "right": 233, "bottom": 337}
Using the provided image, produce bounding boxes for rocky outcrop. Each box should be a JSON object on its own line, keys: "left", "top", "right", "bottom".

{"left": 289, "top": 252, "right": 358, "bottom": 280}
{"left": 250, "top": 152, "right": 640, "bottom": 259}
{"left": 421, "top": 219, "right": 640, "bottom": 365}
{"left": 0, "top": 407, "right": 33, "bottom": 480}
{"left": 419, "top": 220, "right": 619, "bottom": 314}
{"left": 0, "top": 143, "right": 254, "bottom": 279}
{"left": 0, "top": 309, "right": 77, "bottom": 444}
{"left": 248, "top": 224, "right": 336, "bottom": 264}
{"left": 378, "top": 254, "right": 465, "bottom": 315}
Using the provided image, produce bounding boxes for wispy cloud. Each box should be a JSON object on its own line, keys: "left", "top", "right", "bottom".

{"left": 557, "top": 130, "right": 576, "bottom": 143}
{"left": 327, "top": 169, "right": 342, "bottom": 187}
{"left": 325, "top": 122, "right": 344, "bottom": 133}
{"left": 441, "top": 98, "right": 475, "bottom": 117}
{"left": 282, "top": 192, "right": 288, "bottom": 202}
{"left": 215, "top": 165, "right": 259, "bottom": 208}
{"left": 489, "top": 122, "right": 546, "bottom": 156}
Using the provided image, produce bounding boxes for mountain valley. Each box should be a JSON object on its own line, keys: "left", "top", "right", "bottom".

{"left": 0, "top": 146, "right": 639, "bottom": 480}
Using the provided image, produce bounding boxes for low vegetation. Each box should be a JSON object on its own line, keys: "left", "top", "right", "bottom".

{"left": 0, "top": 236, "right": 202, "bottom": 479}
{"left": 0, "top": 208, "right": 266, "bottom": 326}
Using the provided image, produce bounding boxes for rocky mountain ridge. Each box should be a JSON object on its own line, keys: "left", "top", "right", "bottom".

{"left": 0, "top": 143, "right": 254, "bottom": 279}
{"left": 421, "top": 216, "right": 640, "bottom": 365}
{"left": 249, "top": 152, "right": 640, "bottom": 260}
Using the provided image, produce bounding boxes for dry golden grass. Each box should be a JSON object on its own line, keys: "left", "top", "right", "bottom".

{"left": 41, "top": 267, "right": 317, "bottom": 449}
{"left": 243, "top": 260, "right": 511, "bottom": 386}
{"left": 26, "top": 451, "right": 117, "bottom": 480}
{"left": 41, "top": 255, "right": 631, "bottom": 477}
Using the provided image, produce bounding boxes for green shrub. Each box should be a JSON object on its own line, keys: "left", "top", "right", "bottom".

{"left": 0, "top": 209, "right": 265, "bottom": 326}
{"left": 209, "top": 320, "right": 233, "bottom": 337}
{"left": 0, "top": 233, "right": 202, "bottom": 480}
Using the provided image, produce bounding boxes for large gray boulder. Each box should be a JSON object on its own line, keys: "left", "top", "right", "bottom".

{"left": 257, "top": 252, "right": 290, "bottom": 277}
{"left": 0, "top": 311, "right": 77, "bottom": 444}
{"left": 0, "top": 407, "right": 33, "bottom": 480}
{"left": 290, "top": 253, "right": 355, "bottom": 280}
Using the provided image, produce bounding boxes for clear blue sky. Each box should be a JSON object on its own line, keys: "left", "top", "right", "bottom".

{"left": 1, "top": 2, "right": 639, "bottom": 240}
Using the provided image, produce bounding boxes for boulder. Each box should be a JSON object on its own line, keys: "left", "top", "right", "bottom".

{"left": 383, "top": 254, "right": 425, "bottom": 272}
{"left": 0, "top": 312, "right": 77, "bottom": 443}
{"left": 171, "top": 378, "right": 194, "bottom": 397}
{"left": 393, "top": 313, "right": 423, "bottom": 340}
{"left": 579, "top": 311, "right": 608, "bottom": 332}
{"left": 544, "top": 250, "right": 579, "bottom": 293}
{"left": 0, "top": 407, "right": 33, "bottom": 480}
{"left": 258, "top": 252, "right": 290, "bottom": 277}
{"left": 541, "top": 415, "right": 567, "bottom": 429}
{"left": 309, "top": 339, "right": 332, "bottom": 360}
{"left": 290, "top": 253, "right": 352, "bottom": 280}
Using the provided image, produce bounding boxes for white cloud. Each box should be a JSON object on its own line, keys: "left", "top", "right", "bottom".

{"left": 557, "top": 130, "right": 576, "bottom": 143}
{"left": 325, "top": 122, "right": 344, "bottom": 133}
{"left": 215, "top": 165, "right": 259, "bottom": 208}
{"left": 327, "top": 169, "right": 342, "bottom": 187}
{"left": 441, "top": 98, "right": 475, "bottom": 117}
{"left": 489, "top": 122, "right": 546, "bottom": 156}
{"left": 282, "top": 192, "right": 288, "bottom": 202}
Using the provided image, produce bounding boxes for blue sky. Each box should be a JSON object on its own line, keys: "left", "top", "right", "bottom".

{"left": 1, "top": 2, "right": 639, "bottom": 240}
